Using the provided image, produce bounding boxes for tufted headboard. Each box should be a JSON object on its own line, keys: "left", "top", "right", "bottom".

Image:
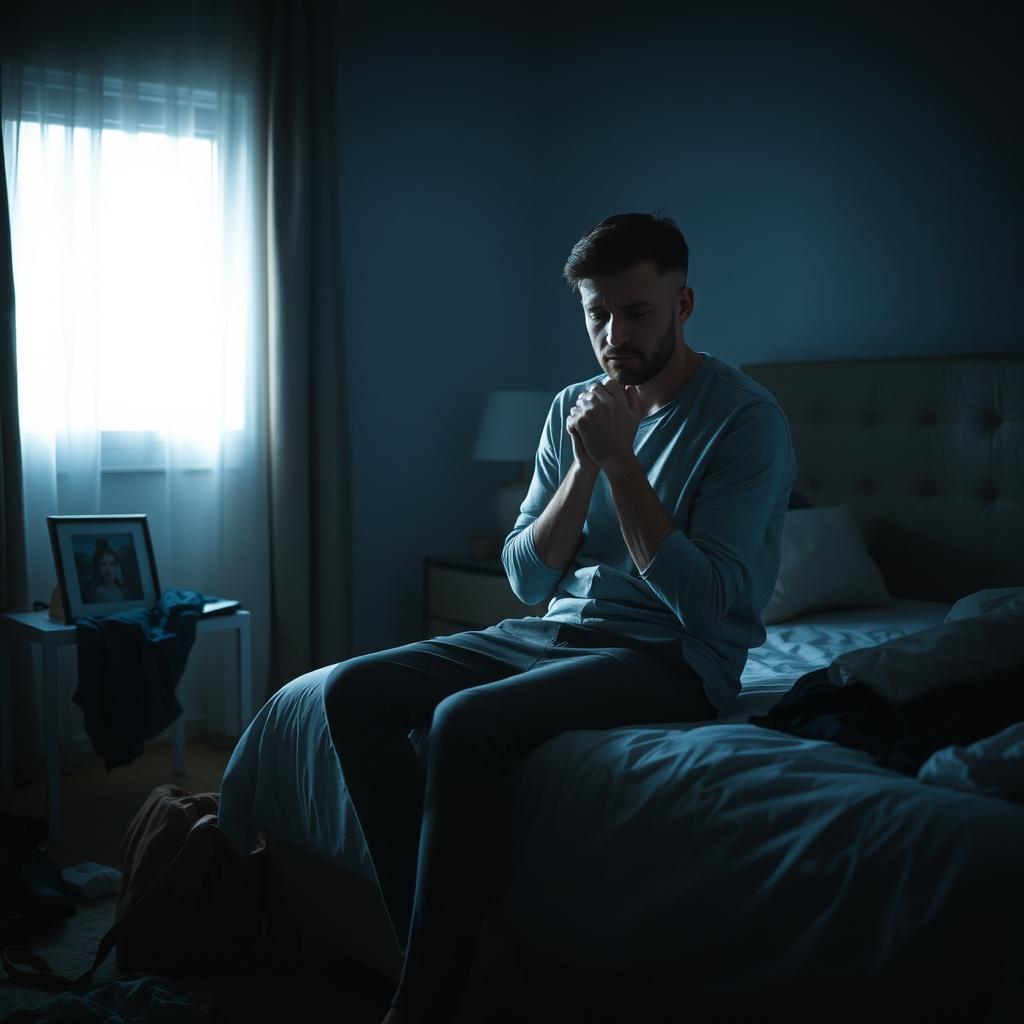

{"left": 742, "top": 353, "right": 1024, "bottom": 602}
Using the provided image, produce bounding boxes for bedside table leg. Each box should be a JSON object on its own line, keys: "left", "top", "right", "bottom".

{"left": 42, "top": 644, "right": 61, "bottom": 843}
{"left": 238, "top": 615, "right": 252, "bottom": 732}
{"left": 0, "top": 629, "right": 14, "bottom": 802}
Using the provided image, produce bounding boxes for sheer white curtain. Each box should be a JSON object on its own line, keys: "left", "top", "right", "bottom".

{"left": 1, "top": 12, "right": 270, "bottom": 772}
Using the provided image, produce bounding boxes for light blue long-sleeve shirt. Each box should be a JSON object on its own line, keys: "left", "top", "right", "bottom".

{"left": 501, "top": 352, "right": 797, "bottom": 712}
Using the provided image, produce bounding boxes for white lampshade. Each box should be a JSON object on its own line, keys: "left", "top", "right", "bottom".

{"left": 472, "top": 390, "right": 554, "bottom": 462}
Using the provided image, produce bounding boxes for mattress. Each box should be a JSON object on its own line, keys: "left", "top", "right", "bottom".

{"left": 219, "top": 599, "right": 1024, "bottom": 1013}
{"left": 219, "top": 599, "right": 953, "bottom": 876}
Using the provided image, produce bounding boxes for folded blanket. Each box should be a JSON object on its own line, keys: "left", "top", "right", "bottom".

{"left": 61, "top": 862, "right": 122, "bottom": 901}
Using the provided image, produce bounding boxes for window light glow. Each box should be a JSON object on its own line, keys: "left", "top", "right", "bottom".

{"left": 9, "top": 121, "right": 246, "bottom": 437}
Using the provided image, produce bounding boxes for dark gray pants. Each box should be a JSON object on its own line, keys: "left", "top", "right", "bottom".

{"left": 321, "top": 616, "right": 715, "bottom": 1022}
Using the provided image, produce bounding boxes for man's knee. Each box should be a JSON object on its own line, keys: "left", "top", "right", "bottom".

{"left": 426, "top": 691, "right": 497, "bottom": 776}
{"left": 322, "top": 656, "right": 380, "bottom": 735}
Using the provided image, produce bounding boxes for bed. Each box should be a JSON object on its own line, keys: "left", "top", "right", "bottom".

{"left": 219, "top": 352, "right": 1024, "bottom": 1023}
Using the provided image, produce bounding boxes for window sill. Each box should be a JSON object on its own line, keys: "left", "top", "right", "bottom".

{"left": 52, "top": 430, "right": 252, "bottom": 473}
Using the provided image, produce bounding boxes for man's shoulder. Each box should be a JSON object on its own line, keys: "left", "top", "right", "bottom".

{"left": 703, "top": 356, "right": 789, "bottom": 427}
{"left": 705, "top": 356, "right": 781, "bottom": 408}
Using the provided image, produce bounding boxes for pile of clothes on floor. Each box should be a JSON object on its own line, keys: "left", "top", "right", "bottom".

{"left": 0, "top": 810, "right": 216, "bottom": 1022}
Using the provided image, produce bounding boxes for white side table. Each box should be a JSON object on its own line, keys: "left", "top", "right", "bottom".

{"left": 0, "top": 608, "right": 253, "bottom": 842}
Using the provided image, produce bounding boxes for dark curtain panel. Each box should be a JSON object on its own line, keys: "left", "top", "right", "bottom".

{"left": 0, "top": 88, "right": 41, "bottom": 789}
{"left": 0, "top": 0, "right": 352, "bottom": 786}
{"left": 264, "top": 0, "right": 352, "bottom": 690}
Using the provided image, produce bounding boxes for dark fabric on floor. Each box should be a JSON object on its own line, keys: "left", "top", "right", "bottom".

{"left": 2, "top": 972, "right": 215, "bottom": 1023}
{"left": 1, "top": 810, "right": 75, "bottom": 947}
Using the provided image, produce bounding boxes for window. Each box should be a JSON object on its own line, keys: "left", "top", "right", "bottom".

{"left": 4, "top": 68, "right": 252, "bottom": 468}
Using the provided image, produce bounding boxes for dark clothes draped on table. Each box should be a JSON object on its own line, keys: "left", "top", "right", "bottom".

{"left": 73, "top": 589, "right": 205, "bottom": 772}
{"left": 751, "top": 664, "right": 1024, "bottom": 776}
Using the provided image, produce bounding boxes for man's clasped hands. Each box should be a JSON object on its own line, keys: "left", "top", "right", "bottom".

{"left": 566, "top": 378, "right": 643, "bottom": 475}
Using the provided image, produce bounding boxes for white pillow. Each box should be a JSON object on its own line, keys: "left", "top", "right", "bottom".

{"left": 829, "top": 587, "right": 1024, "bottom": 704}
{"left": 761, "top": 505, "right": 891, "bottom": 624}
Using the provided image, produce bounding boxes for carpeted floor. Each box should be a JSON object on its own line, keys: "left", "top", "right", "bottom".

{"left": 0, "top": 738, "right": 396, "bottom": 1023}
{"left": 0, "top": 894, "right": 121, "bottom": 1019}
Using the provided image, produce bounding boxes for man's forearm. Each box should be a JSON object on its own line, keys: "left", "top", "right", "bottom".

{"left": 604, "top": 455, "right": 676, "bottom": 573}
{"left": 530, "top": 461, "right": 599, "bottom": 575}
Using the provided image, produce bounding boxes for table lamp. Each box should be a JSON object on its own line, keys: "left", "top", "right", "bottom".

{"left": 473, "top": 390, "right": 553, "bottom": 548}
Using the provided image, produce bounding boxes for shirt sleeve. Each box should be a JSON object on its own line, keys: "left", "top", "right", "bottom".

{"left": 501, "top": 390, "right": 568, "bottom": 606}
{"left": 640, "top": 400, "right": 796, "bottom": 633}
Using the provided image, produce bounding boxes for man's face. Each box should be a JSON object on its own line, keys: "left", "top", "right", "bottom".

{"left": 579, "top": 260, "right": 691, "bottom": 385}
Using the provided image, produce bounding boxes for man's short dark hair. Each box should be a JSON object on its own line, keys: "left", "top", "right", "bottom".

{"left": 562, "top": 212, "right": 689, "bottom": 294}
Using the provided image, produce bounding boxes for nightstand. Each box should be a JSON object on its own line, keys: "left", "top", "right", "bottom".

{"left": 423, "top": 555, "right": 550, "bottom": 637}
{"left": 0, "top": 608, "right": 253, "bottom": 842}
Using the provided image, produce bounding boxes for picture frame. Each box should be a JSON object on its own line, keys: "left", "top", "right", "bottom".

{"left": 46, "top": 514, "right": 162, "bottom": 624}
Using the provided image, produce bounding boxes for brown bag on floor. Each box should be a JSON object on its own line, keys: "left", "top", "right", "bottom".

{"left": 1, "top": 783, "right": 267, "bottom": 989}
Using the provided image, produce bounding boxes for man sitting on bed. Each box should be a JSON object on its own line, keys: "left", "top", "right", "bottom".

{"left": 323, "top": 211, "right": 798, "bottom": 1024}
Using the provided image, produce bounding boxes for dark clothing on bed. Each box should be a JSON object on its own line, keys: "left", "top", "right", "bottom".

{"left": 323, "top": 616, "right": 714, "bottom": 1023}
{"left": 751, "top": 665, "right": 1024, "bottom": 776}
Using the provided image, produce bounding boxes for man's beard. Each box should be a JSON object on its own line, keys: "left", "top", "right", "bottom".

{"left": 603, "top": 314, "right": 677, "bottom": 385}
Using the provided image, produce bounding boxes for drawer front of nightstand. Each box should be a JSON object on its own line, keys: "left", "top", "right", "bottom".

{"left": 427, "top": 566, "right": 548, "bottom": 631}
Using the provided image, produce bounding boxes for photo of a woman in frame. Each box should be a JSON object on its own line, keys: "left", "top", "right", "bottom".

{"left": 90, "top": 538, "right": 126, "bottom": 602}
{"left": 72, "top": 533, "right": 145, "bottom": 604}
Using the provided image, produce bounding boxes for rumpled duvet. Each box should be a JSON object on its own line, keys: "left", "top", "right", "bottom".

{"left": 219, "top": 663, "right": 1024, "bottom": 1021}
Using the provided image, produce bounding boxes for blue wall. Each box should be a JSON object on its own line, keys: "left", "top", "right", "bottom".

{"left": 338, "top": 6, "right": 1022, "bottom": 655}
